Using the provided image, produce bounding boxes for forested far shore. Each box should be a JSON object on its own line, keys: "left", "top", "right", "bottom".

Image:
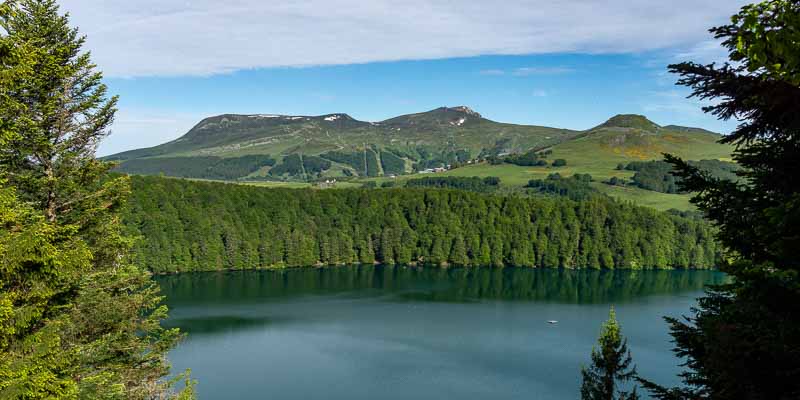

{"left": 124, "top": 176, "right": 719, "bottom": 273}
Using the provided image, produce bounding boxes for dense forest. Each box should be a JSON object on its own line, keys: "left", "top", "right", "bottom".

{"left": 526, "top": 174, "right": 597, "bottom": 201}
{"left": 413, "top": 148, "right": 471, "bottom": 170}
{"left": 380, "top": 150, "right": 406, "bottom": 175}
{"left": 269, "top": 154, "right": 331, "bottom": 177}
{"left": 114, "top": 154, "right": 276, "bottom": 180}
{"left": 404, "top": 176, "right": 501, "bottom": 192}
{"left": 124, "top": 176, "right": 719, "bottom": 273}
{"left": 501, "top": 149, "right": 549, "bottom": 166}
{"left": 621, "top": 159, "right": 739, "bottom": 194}
{"left": 319, "top": 149, "right": 380, "bottom": 176}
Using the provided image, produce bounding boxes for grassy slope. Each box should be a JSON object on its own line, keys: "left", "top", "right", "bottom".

{"left": 112, "top": 111, "right": 734, "bottom": 211}
{"left": 551, "top": 127, "right": 733, "bottom": 180}
{"left": 544, "top": 126, "right": 731, "bottom": 209}
{"left": 361, "top": 125, "right": 733, "bottom": 211}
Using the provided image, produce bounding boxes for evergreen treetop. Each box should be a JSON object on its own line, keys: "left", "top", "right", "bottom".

{"left": 581, "top": 307, "right": 639, "bottom": 400}
{"left": 0, "top": 1, "right": 192, "bottom": 398}
{"left": 642, "top": 1, "right": 800, "bottom": 398}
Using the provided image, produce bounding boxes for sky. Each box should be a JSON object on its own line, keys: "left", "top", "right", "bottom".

{"left": 55, "top": 0, "right": 751, "bottom": 157}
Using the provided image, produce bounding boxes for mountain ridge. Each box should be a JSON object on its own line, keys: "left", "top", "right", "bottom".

{"left": 108, "top": 106, "right": 726, "bottom": 182}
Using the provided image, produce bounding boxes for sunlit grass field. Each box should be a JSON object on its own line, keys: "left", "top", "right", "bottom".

{"left": 353, "top": 128, "right": 732, "bottom": 211}
{"left": 194, "top": 126, "right": 734, "bottom": 212}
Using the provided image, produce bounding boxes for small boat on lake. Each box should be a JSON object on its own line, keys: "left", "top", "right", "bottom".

{"left": 547, "top": 320, "right": 558, "bottom": 324}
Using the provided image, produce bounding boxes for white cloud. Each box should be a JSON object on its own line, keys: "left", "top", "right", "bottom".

{"left": 532, "top": 89, "right": 548, "bottom": 97}
{"left": 58, "top": 0, "right": 749, "bottom": 78}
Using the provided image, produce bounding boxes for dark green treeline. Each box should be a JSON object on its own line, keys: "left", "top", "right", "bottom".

{"left": 125, "top": 176, "right": 719, "bottom": 273}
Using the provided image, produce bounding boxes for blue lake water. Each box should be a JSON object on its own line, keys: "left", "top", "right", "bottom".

{"left": 158, "top": 266, "right": 725, "bottom": 399}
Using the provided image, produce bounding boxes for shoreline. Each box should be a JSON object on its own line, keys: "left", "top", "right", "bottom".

{"left": 150, "top": 262, "right": 714, "bottom": 276}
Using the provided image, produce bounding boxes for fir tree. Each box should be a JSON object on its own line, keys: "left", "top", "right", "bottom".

{"left": 0, "top": 1, "right": 191, "bottom": 398}
{"left": 449, "top": 235, "right": 469, "bottom": 266}
{"left": 640, "top": 1, "right": 800, "bottom": 398}
{"left": 581, "top": 307, "right": 639, "bottom": 400}
{"left": 0, "top": 184, "right": 90, "bottom": 398}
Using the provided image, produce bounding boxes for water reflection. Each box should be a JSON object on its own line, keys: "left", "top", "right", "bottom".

{"left": 163, "top": 315, "right": 295, "bottom": 334}
{"left": 159, "top": 267, "right": 726, "bottom": 400}
{"left": 157, "top": 266, "right": 725, "bottom": 306}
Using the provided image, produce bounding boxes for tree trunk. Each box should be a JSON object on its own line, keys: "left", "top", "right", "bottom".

{"left": 44, "top": 163, "right": 56, "bottom": 222}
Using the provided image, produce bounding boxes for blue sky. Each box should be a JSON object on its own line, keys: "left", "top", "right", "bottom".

{"left": 57, "top": 1, "right": 748, "bottom": 156}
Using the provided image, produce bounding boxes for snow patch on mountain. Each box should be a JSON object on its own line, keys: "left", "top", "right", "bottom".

{"left": 450, "top": 117, "right": 467, "bottom": 126}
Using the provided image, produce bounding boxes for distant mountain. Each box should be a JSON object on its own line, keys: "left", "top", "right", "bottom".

{"left": 592, "top": 114, "right": 662, "bottom": 132}
{"left": 108, "top": 106, "right": 581, "bottom": 180}
{"left": 105, "top": 112, "right": 372, "bottom": 161}
{"left": 107, "top": 107, "right": 727, "bottom": 181}
{"left": 380, "top": 106, "right": 483, "bottom": 129}
{"left": 548, "top": 114, "right": 729, "bottom": 170}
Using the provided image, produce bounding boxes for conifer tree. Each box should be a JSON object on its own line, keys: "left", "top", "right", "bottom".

{"left": 581, "top": 307, "right": 639, "bottom": 400}
{"left": 0, "top": 1, "right": 191, "bottom": 398}
{"left": 450, "top": 235, "right": 469, "bottom": 266}
{"left": 640, "top": 1, "right": 800, "bottom": 398}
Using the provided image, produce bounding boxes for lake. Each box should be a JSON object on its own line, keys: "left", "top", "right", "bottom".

{"left": 157, "top": 266, "right": 725, "bottom": 399}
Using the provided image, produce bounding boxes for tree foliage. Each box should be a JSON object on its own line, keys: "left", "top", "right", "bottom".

{"left": 0, "top": 1, "right": 190, "bottom": 398}
{"left": 125, "top": 176, "right": 719, "bottom": 273}
{"left": 640, "top": 1, "right": 800, "bottom": 399}
{"left": 319, "top": 149, "right": 380, "bottom": 176}
{"left": 405, "top": 176, "right": 501, "bottom": 192}
{"left": 527, "top": 173, "right": 597, "bottom": 201}
{"left": 320, "top": 150, "right": 366, "bottom": 174}
{"left": 413, "top": 148, "right": 470, "bottom": 170}
{"left": 504, "top": 149, "right": 548, "bottom": 166}
{"left": 380, "top": 150, "right": 406, "bottom": 175}
{"left": 623, "top": 160, "right": 739, "bottom": 194}
{"left": 269, "top": 154, "right": 331, "bottom": 177}
{"left": 365, "top": 149, "right": 380, "bottom": 176}
{"left": 0, "top": 185, "right": 90, "bottom": 398}
{"left": 115, "top": 155, "right": 276, "bottom": 180}
{"left": 725, "top": 0, "right": 800, "bottom": 85}
{"left": 581, "top": 307, "right": 639, "bottom": 400}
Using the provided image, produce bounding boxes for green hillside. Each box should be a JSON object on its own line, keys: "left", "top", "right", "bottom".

{"left": 362, "top": 114, "right": 734, "bottom": 211}
{"left": 108, "top": 109, "right": 734, "bottom": 211}
{"left": 109, "top": 106, "right": 580, "bottom": 180}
